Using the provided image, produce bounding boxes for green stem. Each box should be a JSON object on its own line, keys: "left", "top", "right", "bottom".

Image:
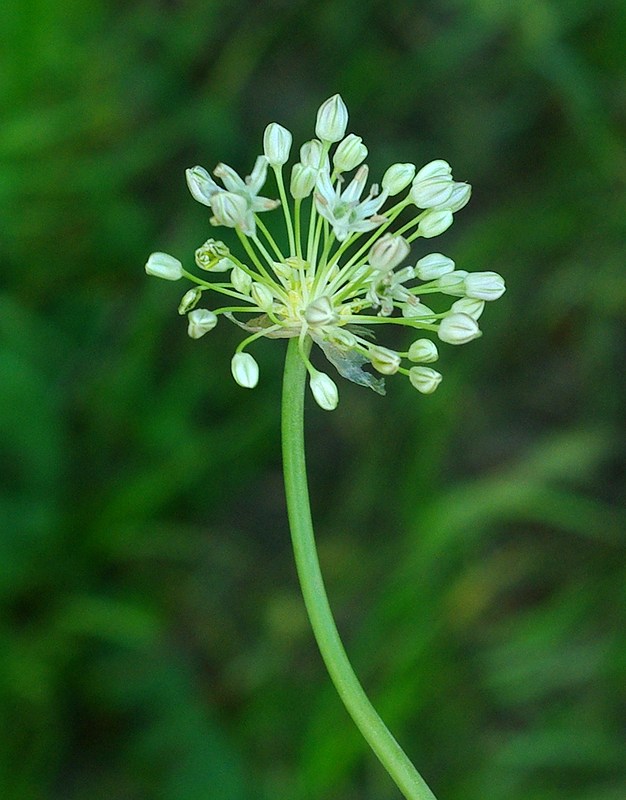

{"left": 281, "top": 338, "right": 437, "bottom": 800}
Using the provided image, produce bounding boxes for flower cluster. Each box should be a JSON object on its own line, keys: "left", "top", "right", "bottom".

{"left": 146, "top": 94, "right": 505, "bottom": 410}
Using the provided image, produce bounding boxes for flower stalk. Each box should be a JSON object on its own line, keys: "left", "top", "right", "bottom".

{"left": 281, "top": 337, "right": 437, "bottom": 800}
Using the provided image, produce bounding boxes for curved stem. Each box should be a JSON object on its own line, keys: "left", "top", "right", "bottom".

{"left": 281, "top": 338, "right": 437, "bottom": 800}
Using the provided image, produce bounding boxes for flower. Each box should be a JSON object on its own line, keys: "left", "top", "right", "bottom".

{"left": 186, "top": 156, "right": 279, "bottom": 236}
{"left": 314, "top": 165, "right": 387, "bottom": 242}
{"left": 146, "top": 94, "right": 505, "bottom": 409}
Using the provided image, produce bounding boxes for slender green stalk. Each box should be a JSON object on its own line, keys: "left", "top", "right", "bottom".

{"left": 281, "top": 338, "right": 437, "bottom": 800}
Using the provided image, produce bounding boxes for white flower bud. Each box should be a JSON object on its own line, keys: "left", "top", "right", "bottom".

{"left": 187, "top": 308, "right": 218, "bottom": 338}
{"left": 251, "top": 282, "right": 274, "bottom": 311}
{"left": 185, "top": 166, "right": 219, "bottom": 206}
{"left": 408, "top": 338, "right": 439, "bottom": 363}
{"left": 231, "top": 352, "right": 259, "bottom": 388}
{"left": 451, "top": 297, "right": 485, "bottom": 319}
{"left": 329, "top": 329, "right": 357, "bottom": 348}
{"left": 464, "top": 271, "right": 506, "bottom": 301}
{"left": 178, "top": 286, "right": 202, "bottom": 315}
{"left": 414, "top": 160, "right": 452, "bottom": 182}
{"left": 290, "top": 163, "right": 317, "bottom": 199}
{"left": 310, "top": 371, "right": 339, "bottom": 411}
{"left": 263, "top": 122, "right": 293, "bottom": 167}
{"left": 304, "top": 296, "right": 338, "bottom": 327}
{"left": 382, "top": 163, "right": 416, "bottom": 195}
{"left": 402, "top": 300, "right": 436, "bottom": 320}
{"left": 300, "top": 140, "right": 327, "bottom": 170}
{"left": 369, "top": 346, "right": 401, "bottom": 375}
{"left": 368, "top": 234, "right": 410, "bottom": 272}
{"left": 415, "top": 253, "right": 455, "bottom": 281}
{"left": 230, "top": 265, "right": 252, "bottom": 295}
{"left": 145, "top": 252, "right": 183, "bottom": 281}
{"left": 209, "top": 191, "right": 248, "bottom": 229}
{"left": 436, "top": 270, "right": 468, "bottom": 297}
{"left": 333, "top": 134, "right": 368, "bottom": 172}
{"left": 417, "top": 209, "right": 454, "bottom": 238}
{"left": 315, "top": 94, "right": 349, "bottom": 143}
{"left": 411, "top": 176, "right": 455, "bottom": 209}
{"left": 409, "top": 366, "right": 442, "bottom": 394}
{"left": 438, "top": 313, "right": 481, "bottom": 345}
{"left": 446, "top": 182, "right": 471, "bottom": 212}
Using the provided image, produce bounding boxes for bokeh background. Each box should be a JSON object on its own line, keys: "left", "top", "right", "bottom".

{"left": 1, "top": 1, "right": 625, "bottom": 798}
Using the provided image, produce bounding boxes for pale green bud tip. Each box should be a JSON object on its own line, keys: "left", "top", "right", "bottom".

{"left": 438, "top": 313, "right": 481, "bottom": 345}
{"left": 464, "top": 271, "right": 506, "bottom": 301}
{"left": 408, "top": 338, "right": 439, "bottom": 363}
{"left": 333, "top": 134, "right": 368, "bottom": 172}
{"left": 231, "top": 352, "right": 259, "bottom": 388}
{"left": 187, "top": 308, "right": 218, "bottom": 338}
{"left": 418, "top": 209, "right": 454, "bottom": 238}
{"left": 415, "top": 252, "right": 455, "bottom": 281}
{"left": 382, "top": 163, "right": 416, "bottom": 195}
{"left": 310, "top": 371, "right": 339, "bottom": 411}
{"left": 178, "top": 287, "right": 202, "bottom": 314}
{"left": 409, "top": 366, "right": 443, "bottom": 394}
{"left": 145, "top": 252, "right": 183, "bottom": 281}
{"left": 263, "top": 122, "right": 293, "bottom": 167}
{"left": 315, "top": 94, "right": 349, "bottom": 143}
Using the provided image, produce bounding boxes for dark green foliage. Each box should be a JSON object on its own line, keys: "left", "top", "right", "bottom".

{"left": 1, "top": 1, "right": 624, "bottom": 798}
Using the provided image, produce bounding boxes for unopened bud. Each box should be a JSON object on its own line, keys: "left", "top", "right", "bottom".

{"left": 187, "top": 308, "right": 218, "bottom": 338}
{"left": 310, "top": 371, "right": 339, "bottom": 410}
{"left": 415, "top": 253, "right": 455, "bottom": 281}
{"left": 315, "top": 94, "right": 349, "bottom": 143}
{"left": 263, "top": 122, "right": 292, "bottom": 167}
{"left": 451, "top": 297, "right": 485, "bottom": 319}
{"left": 446, "top": 182, "right": 471, "bottom": 212}
{"left": 408, "top": 339, "right": 439, "bottom": 363}
{"left": 231, "top": 265, "right": 252, "bottom": 294}
{"left": 411, "top": 176, "right": 455, "bottom": 209}
{"left": 409, "top": 366, "right": 442, "bottom": 394}
{"left": 438, "top": 313, "right": 481, "bottom": 345}
{"left": 382, "top": 163, "right": 416, "bottom": 195}
{"left": 290, "top": 163, "right": 317, "bottom": 199}
{"left": 304, "top": 296, "right": 338, "bottom": 327}
{"left": 417, "top": 209, "right": 454, "bottom": 238}
{"left": 464, "top": 271, "right": 506, "bottom": 301}
{"left": 145, "top": 252, "right": 183, "bottom": 281}
{"left": 370, "top": 346, "right": 401, "bottom": 375}
{"left": 251, "top": 282, "right": 274, "bottom": 311}
{"left": 435, "top": 270, "right": 468, "bottom": 297}
{"left": 333, "top": 134, "right": 367, "bottom": 172}
{"left": 178, "top": 286, "right": 202, "bottom": 314}
{"left": 368, "top": 234, "right": 410, "bottom": 272}
{"left": 414, "top": 160, "right": 452, "bottom": 182}
{"left": 231, "top": 352, "right": 259, "bottom": 388}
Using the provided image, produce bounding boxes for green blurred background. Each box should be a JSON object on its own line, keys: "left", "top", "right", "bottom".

{"left": 1, "top": 0, "right": 625, "bottom": 798}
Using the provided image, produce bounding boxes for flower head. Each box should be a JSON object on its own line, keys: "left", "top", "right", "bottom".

{"left": 146, "top": 94, "right": 505, "bottom": 410}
